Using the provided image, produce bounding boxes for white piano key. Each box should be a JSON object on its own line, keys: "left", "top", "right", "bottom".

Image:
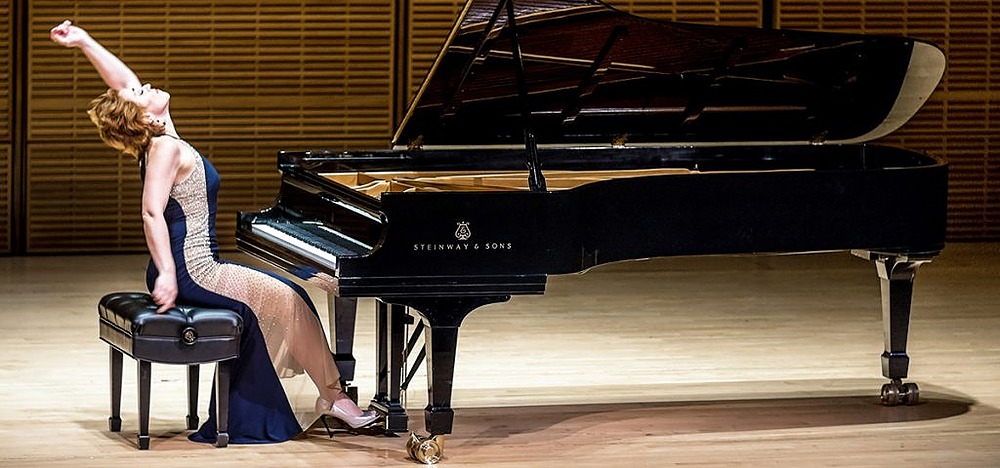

{"left": 251, "top": 223, "right": 341, "bottom": 271}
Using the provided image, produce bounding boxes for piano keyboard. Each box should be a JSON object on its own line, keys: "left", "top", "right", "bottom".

{"left": 250, "top": 221, "right": 370, "bottom": 272}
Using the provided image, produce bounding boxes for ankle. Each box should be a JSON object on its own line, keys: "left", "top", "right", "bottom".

{"left": 323, "top": 388, "right": 350, "bottom": 403}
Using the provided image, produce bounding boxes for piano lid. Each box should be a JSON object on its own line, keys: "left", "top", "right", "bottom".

{"left": 392, "top": 0, "right": 945, "bottom": 149}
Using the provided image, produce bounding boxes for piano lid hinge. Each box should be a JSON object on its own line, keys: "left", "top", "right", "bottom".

{"left": 580, "top": 247, "right": 600, "bottom": 270}
{"left": 407, "top": 135, "right": 424, "bottom": 151}
{"left": 810, "top": 129, "right": 829, "bottom": 145}
{"left": 612, "top": 134, "right": 628, "bottom": 148}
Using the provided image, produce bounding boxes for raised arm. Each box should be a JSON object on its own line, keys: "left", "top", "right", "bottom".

{"left": 50, "top": 20, "right": 141, "bottom": 91}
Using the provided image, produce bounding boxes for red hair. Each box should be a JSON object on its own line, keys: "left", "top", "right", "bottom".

{"left": 87, "top": 89, "right": 165, "bottom": 159}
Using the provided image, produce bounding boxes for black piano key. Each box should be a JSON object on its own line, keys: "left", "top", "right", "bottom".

{"left": 257, "top": 220, "right": 366, "bottom": 257}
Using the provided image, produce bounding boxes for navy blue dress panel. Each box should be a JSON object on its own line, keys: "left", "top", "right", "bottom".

{"left": 146, "top": 259, "right": 305, "bottom": 444}
{"left": 142, "top": 140, "right": 314, "bottom": 444}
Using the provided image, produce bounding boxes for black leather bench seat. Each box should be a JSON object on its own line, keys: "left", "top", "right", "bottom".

{"left": 99, "top": 292, "right": 242, "bottom": 364}
{"left": 98, "top": 292, "right": 242, "bottom": 449}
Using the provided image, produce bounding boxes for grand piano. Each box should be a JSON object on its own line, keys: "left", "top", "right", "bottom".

{"left": 237, "top": 0, "right": 947, "bottom": 462}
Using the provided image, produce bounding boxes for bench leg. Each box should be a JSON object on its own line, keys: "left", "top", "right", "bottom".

{"left": 108, "top": 347, "right": 123, "bottom": 432}
{"left": 186, "top": 365, "right": 200, "bottom": 430}
{"left": 214, "top": 360, "right": 231, "bottom": 447}
{"left": 137, "top": 360, "right": 152, "bottom": 450}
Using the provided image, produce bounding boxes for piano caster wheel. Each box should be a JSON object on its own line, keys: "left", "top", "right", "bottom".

{"left": 880, "top": 380, "right": 919, "bottom": 406}
{"left": 407, "top": 432, "right": 444, "bottom": 464}
{"left": 901, "top": 382, "right": 920, "bottom": 405}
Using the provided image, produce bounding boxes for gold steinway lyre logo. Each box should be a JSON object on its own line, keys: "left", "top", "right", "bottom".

{"left": 454, "top": 221, "right": 472, "bottom": 241}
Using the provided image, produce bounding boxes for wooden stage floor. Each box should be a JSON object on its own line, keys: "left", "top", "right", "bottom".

{"left": 1, "top": 243, "right": 998, "bottom": 467}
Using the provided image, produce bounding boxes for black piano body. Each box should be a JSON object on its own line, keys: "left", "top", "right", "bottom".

{"left": 236, "top": 0, "right": 947, "bottom": 456}
{"left": 245, "top": 143, "right": 946, "bottom": 299}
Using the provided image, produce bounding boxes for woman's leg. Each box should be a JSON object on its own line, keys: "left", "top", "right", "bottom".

{"left": 216, "top": 263, "right": 366, "bottom": 415}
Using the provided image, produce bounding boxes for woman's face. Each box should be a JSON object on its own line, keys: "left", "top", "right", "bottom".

{"left": 119, "top": 83, "right": 169, "bottom": 116}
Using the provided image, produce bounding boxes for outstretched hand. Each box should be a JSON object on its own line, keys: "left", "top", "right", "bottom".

{"left": 50, "top": 20, "right": 90, "bottom": 48}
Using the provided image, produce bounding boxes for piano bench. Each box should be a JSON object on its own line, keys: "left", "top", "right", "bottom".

{"left": 97, "top": 292, "right": 243, "bottom": 450}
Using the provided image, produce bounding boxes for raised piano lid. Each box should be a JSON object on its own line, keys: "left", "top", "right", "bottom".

{"left": 391, "top": 0, "right": 945, "bottom": 150}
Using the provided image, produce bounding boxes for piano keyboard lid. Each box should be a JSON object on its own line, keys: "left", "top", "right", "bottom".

{"left": 391, "top": 0, "right": 945, "bottom": 151}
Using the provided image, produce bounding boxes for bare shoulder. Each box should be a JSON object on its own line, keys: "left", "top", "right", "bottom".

{"left": 146, "top": 136, "right": 195, "bottom": 184}
{"left": 146, "top": 136, "right": 183, "bottom": 164}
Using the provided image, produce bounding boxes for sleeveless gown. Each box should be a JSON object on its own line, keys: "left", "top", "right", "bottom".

{"left": 143, "top": 137, "right": 336, "bottom": 443}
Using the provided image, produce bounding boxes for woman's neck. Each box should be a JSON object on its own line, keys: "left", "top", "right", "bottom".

{"left": 161, "top": 120, "right": 179, "bottom": 139}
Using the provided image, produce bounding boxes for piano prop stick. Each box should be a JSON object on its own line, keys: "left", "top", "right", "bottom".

{"left": 237, "top": 0, "right": 947, "bottom": 463}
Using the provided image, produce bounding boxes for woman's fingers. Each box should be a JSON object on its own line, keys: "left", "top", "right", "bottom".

{"left": 50, "top": 21, "right": 72, "bottom": 43}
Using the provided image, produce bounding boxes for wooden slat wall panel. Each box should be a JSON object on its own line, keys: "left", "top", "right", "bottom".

{"left": 0, "top": 145, "right": 9, "bottom": 254}
{"left": 26, "top": 143, "right": 146, "bottom": 252}
{"left": 1, "top": 2, "right": 11, "bottom": 254}
{"left": 0, "top": 2, "right": 9, "bottom": 142}
{"left": 408, "top": 0, "right": 465, "bottom": 99}
{"left": 25, "top": 141, "right": 286, "bottom": 252}
{"left": 26, "top": 0, "right": 393, "bottom": 252}
{"left": 778, "top": 0, "right": 999, "bottom": 239}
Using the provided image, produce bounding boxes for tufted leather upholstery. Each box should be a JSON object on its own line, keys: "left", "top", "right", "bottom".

{"left": 98, "top": 292, "right": 242, "bottom": 364}
{"left": 98, "top": 292, "right": 242, "bottom": 449}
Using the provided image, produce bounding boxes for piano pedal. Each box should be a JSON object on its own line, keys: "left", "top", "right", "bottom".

{"left": 317, "top": 414, "right": 388, "bottom": 438}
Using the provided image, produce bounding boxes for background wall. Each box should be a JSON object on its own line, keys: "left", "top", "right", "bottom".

{"left": 1, "top": 1, "right": 12, "bottom": 253}
{"left": 1, "top": 0, "right": 996, "bottom": 254}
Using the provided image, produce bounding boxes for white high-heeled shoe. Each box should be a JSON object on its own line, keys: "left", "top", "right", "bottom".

{"left": 315, "top": 396, "right": 381, "bottom": 429}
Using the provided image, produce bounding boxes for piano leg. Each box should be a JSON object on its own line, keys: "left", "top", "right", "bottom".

{"left": 867, "top": 252, "right": 935, "bottom": 406}
{"left": 393, "top": 295, "right": 510, "bottom": 464}
{"left": 327, "top": 295, "right": 359, "bottom": 401}
{"left": 371, "top": 300, "right": 410, "bottom": 432}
